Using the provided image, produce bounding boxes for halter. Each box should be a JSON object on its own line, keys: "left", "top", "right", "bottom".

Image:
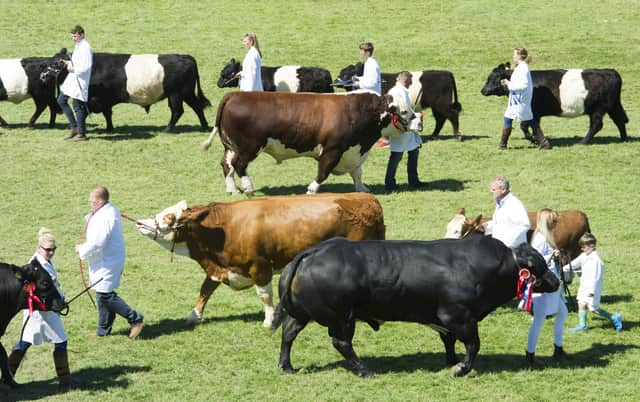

{"left": 121, "top": 212, "right": 182, "bottom": 261}
{"left": 23, "top": 282, "right": 47, "bottom": 316}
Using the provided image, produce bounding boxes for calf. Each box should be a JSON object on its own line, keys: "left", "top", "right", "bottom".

{"left": 217, "top": 58, "right": 334, "bottom": 92}
{"left": 272, "top": 236, "right": 558, "bottom": 377}
{"left": 42, "top": 51, "right": 211, "bottom": 132}
{"left": 0, "top": 53, "right": 63, "bottom": 127}
{"left": 335, "top": 62, "right": 462, "bottom": 138}
{"left": 1, "top": 260, "right": 66, "bottom": 388}
{"left": 444, "top": 208, "right": 591, "bottom": 260}
{"left": 481, "top": 63, "right": 629, "bottom": 144}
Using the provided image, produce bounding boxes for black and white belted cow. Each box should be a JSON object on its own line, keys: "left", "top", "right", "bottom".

{"left": 1, "top": 260, "right": 66, "bottom": 388}
{"left": 217, "top": 58, "right": 334, "bottom": 93}
{"left": 481, "top": 62, "right": 629, "bottom": 144}
{"left": 201, "top": 91, "right": 414, "bottom": 196}
{"left": 271, "top": 236, "right": 559, "bottom": 377}
{"left": 41, "top": 50, "right": 211, "bottom": 132}
{"left": 0, "top": 51, "right": 64, "bottom": 127}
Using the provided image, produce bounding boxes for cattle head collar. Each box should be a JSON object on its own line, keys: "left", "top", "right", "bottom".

{"left": 512, "top": 243, "right": 560, "bottom": 295}
{"left": 15, "top": 259, "right": 66, "bottom": 313}
{"left": 135, "top": 201, "right": 191, "bottom": 257}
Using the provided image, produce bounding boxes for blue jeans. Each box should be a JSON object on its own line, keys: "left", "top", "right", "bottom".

{"left": 57, "top": 93, "right": 88, "bottom": 134}
{"left": 95, "top": 291, "right": 143, "bottom": 336}
{"left": 385, "top": 147, "right": 421, "bottom": 189}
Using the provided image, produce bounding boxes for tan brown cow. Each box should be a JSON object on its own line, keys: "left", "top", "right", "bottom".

{"left": 135, "top": 193, "right": 385, "bottom": 327}
{"left": 444, "top": 208, "right": 591, "bottom": 259}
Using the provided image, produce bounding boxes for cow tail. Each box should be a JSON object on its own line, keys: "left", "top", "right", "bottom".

{"left": 450, "top": 72, "right": 462, "bottom": 112}
{"left": 195, "top": 66, "right": 211, "bottom": 110}
{"left": 201, "top": 93, "right": 230, "bottom": 151}
{"left": 270, "top": 249, "right": 311, "bottom": 334}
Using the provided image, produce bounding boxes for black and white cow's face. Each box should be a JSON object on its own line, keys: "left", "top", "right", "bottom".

{"left": 217, "top": 58, "right": 241, "bottom": 88}
{"left": 39, "top": 48, "right": 69, "bottom": 85}
{"left": 15, "top": 259, "right": 66, "bottom": 312}
{"left": 480, "top": 62, "right": 512, "bottom": 96}
{"left": 334, "top": 63, "right": 365, "bottom": 90}
{"left": 135, "top": 200, "right": 191, "bottom": 256}
{"left": 513, "top": 243, "right": 560, "bottom": 293}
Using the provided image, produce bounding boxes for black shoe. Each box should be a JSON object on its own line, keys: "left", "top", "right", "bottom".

{"left": 63, "top": 128, "right": 79, "bottom": 140}
{"left": 525, "top": 351, "right": 543, "bottom": 368}
{"left": 552, "top": 345, "right": 572, "bottom": 361}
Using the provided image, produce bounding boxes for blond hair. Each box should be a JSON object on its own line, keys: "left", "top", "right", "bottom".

{"left": 535, "top": 208, "right": 557, "bottom": 249}
{"left": 244, "top": 32, "right": 262, "bottom": 58}
{"left": 38, "top": 227, "right": 56, "bottom": 246}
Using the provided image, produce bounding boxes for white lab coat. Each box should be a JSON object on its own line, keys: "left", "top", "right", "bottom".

{"left": 486, "top": 192, "right": 530, "bottom": 248}
{"left": 356, "top": 56, "right": 381, "bottom": 95}
{"left": 240, "top": 46, "right": 263, "bottom": 91}
{"left": 504, "top": 61, "right": 533, "bottom": 121}
{"left": 387, "top": 83, "right": 422, "bottom": 152}
{"left": 563, "top": 250, "right": 604, "bottom": 310}
{"left": 530, "top": 232, "right": 564, "bottom": 316}
{"left": 60, "top": 38, "right": 93, "bottom": 102}
{"left": 20, "top": 253, "right": 67, "bottom": 345}
{"left": 77, "top": 202, "right": 125, "bottom": 293}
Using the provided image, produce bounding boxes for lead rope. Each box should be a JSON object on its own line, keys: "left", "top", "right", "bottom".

{"left": 77, "top": 209, "right": 98, "bottom": 310}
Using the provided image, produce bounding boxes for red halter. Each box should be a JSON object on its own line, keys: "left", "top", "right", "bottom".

{"left": 23, "top": 282, "right": 47, "bottom": 316}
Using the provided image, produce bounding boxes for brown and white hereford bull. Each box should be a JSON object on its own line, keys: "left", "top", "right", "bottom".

{"left": 201, "top": 91, "right": 412, "bottom": 196}
{"left": 135, "top": 193, "right": 385, "bottom": 327}
{"left": 444, "top": 208, "right": 591, "bottom": 259}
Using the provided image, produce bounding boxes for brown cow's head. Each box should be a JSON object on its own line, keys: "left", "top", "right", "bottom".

{"left": 444, "top": 208, "right": 486, "bottom": 239}
{"left": 135, "top": 200, "right": 191, "bottom": 256}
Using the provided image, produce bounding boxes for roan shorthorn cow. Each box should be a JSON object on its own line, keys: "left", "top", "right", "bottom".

{"left": 1, "top": 260, "right": 66, "bottom": 388}
{"left": 444, "top": 208, "right": 591, "bottom": 260}
{"left": 201, "top": 91, "right": 413, "bottom": 196}
{"left": 271, "top": 236, "right": 559, "bottom": 377}
{"left": 335, "top": 62, "right": 462, "bottom": 139}
{"left": 0, "top": 53, "right": 63, "bottom": 127}
{"left": 41, "top": 50, "right": 211, "bottom": 132}
{"left": 217, "top": 58, "right": 334, "bottom": 93}
{"left": 134, "top": 193, "right": 385, "bottom": 327}
{"left": 481, "top": 63, "right": 628, "bottom": 144}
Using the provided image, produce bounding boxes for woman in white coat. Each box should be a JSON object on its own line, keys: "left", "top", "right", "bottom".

{"left": 239, "top": 32, "right": 263, "bottom": 91}
{"left": 498, "top": 47, "right": 550, "bottom": 150}
{"left": 8, "top": 228, "right": 76, "bottom": 388}
{"left": 525, "top": 209, "right": 570, "bottom": 366}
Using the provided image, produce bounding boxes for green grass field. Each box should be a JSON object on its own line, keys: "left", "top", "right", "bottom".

{"left": 1, "top": 1, "right": 639, "bottom": 401}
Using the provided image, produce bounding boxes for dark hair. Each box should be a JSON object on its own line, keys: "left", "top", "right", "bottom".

{"left": 359, "top": 42, "right": 374, "bottom": 54}
{"left": 70, "top": 25, "right": 85, "bottom": 35}
{"left": 92, "top": 186, "right": 109, "bottom": 202}
{"left": 579, "top": 232, "right": 597, "bottom": 247}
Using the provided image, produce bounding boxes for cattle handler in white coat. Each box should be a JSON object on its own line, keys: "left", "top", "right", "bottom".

{"left": 239, "top": 32, "right": 263, "bottom": 91}
{"left": 483, "top": 175, "right": 530, "bottom": 249}
{"left": 8, "top": 228, "right": 78, "bottom": 390}
{"left": 498, "top": 47, "right": 550, "bottom": 150}
{"left": 58, "top": 25, "right": 93, "bottom": 141}
{"left": 384, "top": 71, "right": 426, "bottom": 191}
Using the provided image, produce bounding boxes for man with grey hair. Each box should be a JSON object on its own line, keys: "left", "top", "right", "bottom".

{"left": 484, "top": 176, "right": 530, "bottom": 248}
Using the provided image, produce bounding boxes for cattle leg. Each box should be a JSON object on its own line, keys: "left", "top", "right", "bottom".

{"left": 430, "top": 113, "right": 446, "bottom": 137}
{"left": 308, "top": 149, "right": 342, "bottom": 194}
{"left": 608, "top": 107, "right": 628, "bottom": 141}
{"left": 27, "top": 101, "right": 48, "bottom": 128}
{"left": 255, "top": 282, "right": 275, "bottom": 328}
{"left": 164, "top": 95, "right": 185, "bottom": 132}
{"left": 220, "top": 151, "right": 240, "bottom": 194}
{"left": 184, "top": 95, "right": 209, "bottom": 131}
{"left": 451, "top": 323, "right": 480, "bottom": 377}
{"left": 349, "top": 166, "right": 369, "bottom": 193}
{"left": 581, "top": 112, "right": 604, "bottom": 144}
{"left": 0, "top": 114, "right": 8, "bottom": 126}
{"left": 103, "top": 108, "right": 114, "bottom": 132}
{"left": 0, "top": 344, "right": 19, "bottom": 388}
{"left": 278, "top": 315, "right": 308, "bottom": 373}
{"left": 187, "top": 276, "right": 221, "bottom": 325}
{"left": 329, "top": 319, "right": 371, "bottom": 377}
{"left": 439, "top": 332, "right": 460, "bottom": 366}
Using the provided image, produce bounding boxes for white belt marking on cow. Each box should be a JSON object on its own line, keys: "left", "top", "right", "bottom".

{"left": 125, "top": 54, "right": 165, "bottom": 105}
{"left": 263, "top": 138, "right": 323, "bottom": 163}
{"left": 0, "top": 59, "right": 30, "bottom": 102}
{"left": 273, "top": 66, "right": 300, "bottom": 92}
{"left": 408, "top": 71, "right": 423, "bottom": 108}
{"left": 559, "top": 69, "right": 587, "bottom": 117}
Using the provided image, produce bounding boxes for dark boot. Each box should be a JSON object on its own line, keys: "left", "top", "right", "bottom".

{"left": 407, "top": 148, "right": 426, "bottom": 188}
{"left": 552, "top": 345, "right": 571, "bottom": 361}
{"left": 525, "top": 351, "right": 542, "bottom": 367}
{"left": 63, "top": 127, "right": 79, "bottom": 140}
{"left": 8, "top": 349, "right": 26, "bottom": 376}
{"left": 498, "top": 127, "right": 512, "bottom": 149}
{"left": 53, "top": 350, "right": 74, "bottom": 391}
{"left": 534, "top": 126, "right": 552, "bottom": 149}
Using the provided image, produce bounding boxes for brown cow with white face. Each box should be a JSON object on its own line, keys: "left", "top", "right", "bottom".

{"left": 201, "top": 91, "right": 412, "bottom": 196}
{"left": 444, "top": 208, "right": 591, "bottom": 259}
{"left": 135, "top": 193, "right": 385, "bottom": 327}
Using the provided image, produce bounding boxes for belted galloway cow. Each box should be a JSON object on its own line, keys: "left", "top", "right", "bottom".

{"left": 481, "top": 63, "right": 628, "bottom": 144}
{"left": 201, "top": 91, "right": 412, "bottom": 195}
{"left": 217, "top": 58, "right": 334, "bottom": 93}
{"left": 272, "top": 236, "right": 559, "bottom": 377}
{"left": 41, "top": 50, "right": 211, "bottom": 132}
{"left": 335, "top": 62, "right": 462, "bottom": 139}
{"left": 134, "top": 193, "right": 385, "bottom": 327}
{"left": 1, "top": 260, "right": 66, "bottom": 388}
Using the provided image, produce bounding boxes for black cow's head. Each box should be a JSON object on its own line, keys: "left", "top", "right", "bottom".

{"left": 480, "top": 62, "right": 513, "bottom": 96}
{"left": 333, "top": 62, "right": 365, "bottom": 91}
{"left": 513, "top": 243, "right": 560, "bottom": 293}
{"left": 39, "top": 48, "right": 70, "bottom": 85}
{"left": 217, "top": 58, "right": 242, "bottom": 88}
{"left": 15, "top": 259, "right": 66, "bottom": 312}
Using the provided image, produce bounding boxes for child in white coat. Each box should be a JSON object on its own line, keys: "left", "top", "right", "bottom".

{"left": 564, "top": 233, "right": 622, "bottom": 332}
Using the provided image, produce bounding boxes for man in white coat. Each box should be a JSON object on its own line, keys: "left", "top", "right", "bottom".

{"left": 384, "top": 72, "right": 426, "bottom": 191}
{"left": 498, "top": 47, "right": 550, "bottom": 150}
{"left": 354, "top": 41, "right": 387, "bottom": 147}
{"left": 58, "top": 25, "right": 93, "bottom": 141}
{"left": 8, "top": 228, "right": 77, "bottom": 388}
{"left": 77, "top": 186, "right": 144, "bottom": 339}
{"left": 484, "top": 176, "right": 530, "bottom": 248}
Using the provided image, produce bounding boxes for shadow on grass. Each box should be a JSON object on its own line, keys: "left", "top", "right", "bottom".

{"left": 297, "top": 341, "right": 639, "bottom": 377}
{"left": 547, "top": 135, "right": 636, "bottom": 147}
{"left": 0, "top": 364, "right": 151, "bottom": 401}
{"left": 258, "top": 178, "right": 466, "bottom": 196}
{"left": 111, "top": 311, "right": 264, "bottom": 340}
{"left": 421, "top": 132, "right": 489, "bottom": 142}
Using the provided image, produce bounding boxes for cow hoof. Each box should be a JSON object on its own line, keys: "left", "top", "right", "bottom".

{"left": 262, "top": 320, "right": 273, "bottom": 328}
{"left": 1, "top": 376, "right": 20, "bottom": 388}
{"left": 186, "top": 310, "right": 202, "bottom": 326}
{"left": 454, "top": 134, "right": 463, "bottom": 142}
{"left": 357, "top": 369, "right": 375, "bottom": 378}
{"left": 279, "top": 364, "right": 297, "bottom": 374}
{"left": 451, "top": 363, "right": 469, "bottom": 377}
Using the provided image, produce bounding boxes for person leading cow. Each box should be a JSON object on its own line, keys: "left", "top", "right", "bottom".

{"left": 483, "top": 176, "right": 531, "bottom": 249}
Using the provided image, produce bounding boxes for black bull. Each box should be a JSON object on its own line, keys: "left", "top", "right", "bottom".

{"left": 271, "top": 236, "right": 559, "bottom": 377}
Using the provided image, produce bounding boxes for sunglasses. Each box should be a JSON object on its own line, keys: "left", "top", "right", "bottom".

{"left": 41, "top": 246, "right": 57, "bottom": 252}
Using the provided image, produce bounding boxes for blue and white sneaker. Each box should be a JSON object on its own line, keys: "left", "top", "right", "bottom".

{"left": 569, "top": 325, "right": 588, "bottom": 332}
{"left": 612, "top": 314, "right": 623, "bottom": 332}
